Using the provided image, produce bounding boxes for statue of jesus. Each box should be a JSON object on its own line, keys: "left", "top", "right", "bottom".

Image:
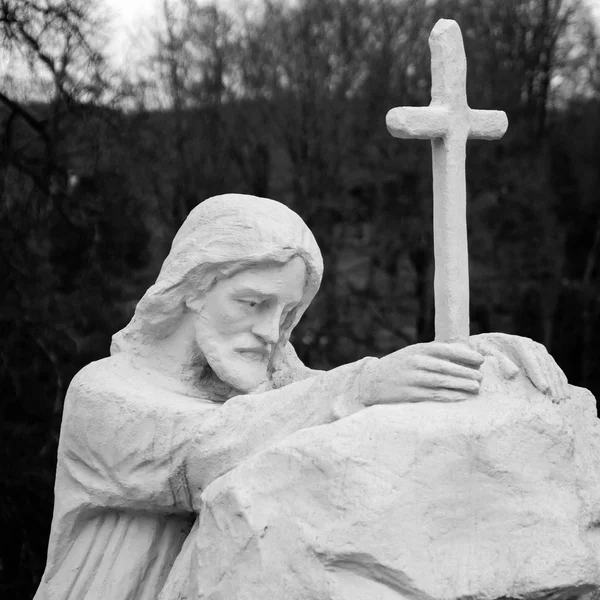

{"left": 34, "top": 194, "right": 567, "bottom": 600}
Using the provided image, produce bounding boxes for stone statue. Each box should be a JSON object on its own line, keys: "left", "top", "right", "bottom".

{"left": 35, "top": 193, "right": 579, "bottom": 600}
{"left": 35, "top": 18, "right": 600, "bottom": 600}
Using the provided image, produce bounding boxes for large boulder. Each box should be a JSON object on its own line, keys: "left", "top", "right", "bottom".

{"left": 194, "top": 358, "right": 600, "bottom": 599}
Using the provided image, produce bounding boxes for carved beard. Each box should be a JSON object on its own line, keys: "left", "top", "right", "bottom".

{"left": 188, "top": 346, "right": 239, "bottom": 402}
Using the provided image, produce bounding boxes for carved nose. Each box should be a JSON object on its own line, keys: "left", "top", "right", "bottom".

{"left": 252, "top": 314, "right": 280, "bottom": 345}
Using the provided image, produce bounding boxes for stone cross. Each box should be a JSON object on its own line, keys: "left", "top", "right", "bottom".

{"left": 386, "top": 19, "right": 508, "bottom": 343}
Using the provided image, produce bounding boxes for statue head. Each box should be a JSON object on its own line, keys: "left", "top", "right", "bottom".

{"left": 111, "top": 194, "right": 323, "bottom": 393}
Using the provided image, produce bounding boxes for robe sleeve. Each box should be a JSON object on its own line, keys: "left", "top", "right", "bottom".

{"left": 60, "top": 356, "right": 377, "bottom": 515}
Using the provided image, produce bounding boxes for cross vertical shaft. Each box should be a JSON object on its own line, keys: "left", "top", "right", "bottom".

{"left": 386, "top": 19, "right": 508, "bottom": 343}
{"left": 432, "top": 129, "right": 469, "bottom": 342}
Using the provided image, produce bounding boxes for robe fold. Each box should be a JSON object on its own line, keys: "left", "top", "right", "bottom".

{"left": 34, "top": 352, "right": 374, "bottom": 600}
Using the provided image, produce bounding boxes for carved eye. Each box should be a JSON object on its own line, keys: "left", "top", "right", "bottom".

{"left": 238, "top": 299, "right": 259, "bottom": 308}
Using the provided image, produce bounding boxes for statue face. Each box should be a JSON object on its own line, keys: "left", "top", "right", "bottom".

{"left": 191, "top": 256, "right": 307, "bottom": 393}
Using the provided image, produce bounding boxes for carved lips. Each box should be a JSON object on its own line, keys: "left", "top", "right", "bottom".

{"left": 236, "top": 346, "right": 271, "bottom": 362}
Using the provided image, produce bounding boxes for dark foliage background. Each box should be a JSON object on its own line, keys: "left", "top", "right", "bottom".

{"left": 1, "top": 0, "right": 599, "bottom": 597}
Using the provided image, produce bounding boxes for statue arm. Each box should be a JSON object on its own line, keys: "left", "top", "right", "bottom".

{"left": 186, "top": 340, "right": 487, "bottom": 502}
{"left": 184, "top": 357, "right": 378, "bottom": 506}
{"left": 60, "top": 361, "right": 216, "bottom": 515}
{"left": 59, "top": 340, "right": 484, "bottom": 515}
{"left": 59, "top": 356, "right": 375, "bottom": 514}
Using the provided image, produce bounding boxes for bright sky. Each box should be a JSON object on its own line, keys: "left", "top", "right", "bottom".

{"left": 102, "top": 0, "right": 166, "bottom": 71}
{"left": 102, "top": 0, "right": 243, "bottom": 71}
{"left": 103, "top": 0, "right": 600, "bottom": 69}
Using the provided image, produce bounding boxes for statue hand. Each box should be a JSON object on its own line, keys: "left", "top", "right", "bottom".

{"left": 469, "top": 333, "right": 569, "bottom": 403}
{"left": 361, "top": 342, "right": 484, "bottom": 406}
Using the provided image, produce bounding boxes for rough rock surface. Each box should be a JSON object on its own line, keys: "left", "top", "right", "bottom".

{"left": 193, "top": 358, "right": 600, "bottom": 599}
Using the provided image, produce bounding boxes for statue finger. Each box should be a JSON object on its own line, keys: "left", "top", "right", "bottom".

{"left": 418, "top": 373, "right": 480, "bottom": 394}
{"left": 423, "top": 342, "right": 484, "bottom": 367}
{"left": 518, "top": 349, "right": 550, "bottom": 394}
{"left": 545, "top": 360, "right": 563, "bottom": 402}
{"left": 477, "top": 346, "right": 519, "bottom": 380}
{"left": 418, "top": 356, "right": 482, "bottom": 380}
{"left": 547, "top": 361, "right": 569, "bottom": 403}
{"left": 554, "top": 363, "right": 570, "bottom": 402}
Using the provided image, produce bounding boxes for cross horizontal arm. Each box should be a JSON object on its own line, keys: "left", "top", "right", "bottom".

{"left": 469, "top": 109, "right": 508, "bottom": 140}
{"left": 386, "top": 106, "right": 451, "bottom": 140}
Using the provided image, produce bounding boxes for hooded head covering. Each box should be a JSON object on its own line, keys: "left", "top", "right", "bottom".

{"left": 111, "top": 194, "right": 323, "bottom": 387}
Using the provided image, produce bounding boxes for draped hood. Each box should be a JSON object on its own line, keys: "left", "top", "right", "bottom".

{"left": 111, "top": 194, "right": 324, "bottom": 386}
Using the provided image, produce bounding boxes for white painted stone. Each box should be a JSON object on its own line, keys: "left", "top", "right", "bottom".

{"left": 386, "top": 19, "right": 508, "bottom": 343}
{"left": 185, "top": 365, "right": 600, "bottom": 600}
{"left": 36, "top": 194, "right": 490, "bottom": 600}
{"left": 33, "top": 20, "right": 599, "bottom": 600}
{"left": 34, "top": 192, "right": 597, "bottom": 600}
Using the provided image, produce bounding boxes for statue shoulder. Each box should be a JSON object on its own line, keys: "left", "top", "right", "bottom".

{"left": 67, "top": 355, "right": 137, "bottom": 400}
{"left": 64, "top": 355, "right": 170, "bottom": 420}
{"left": 65, "top": 354, "right": 216, "bottom": 416}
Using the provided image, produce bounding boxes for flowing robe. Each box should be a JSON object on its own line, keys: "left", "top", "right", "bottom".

{"left": 34, "top": 352, "right": 374, "bottom": 600}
